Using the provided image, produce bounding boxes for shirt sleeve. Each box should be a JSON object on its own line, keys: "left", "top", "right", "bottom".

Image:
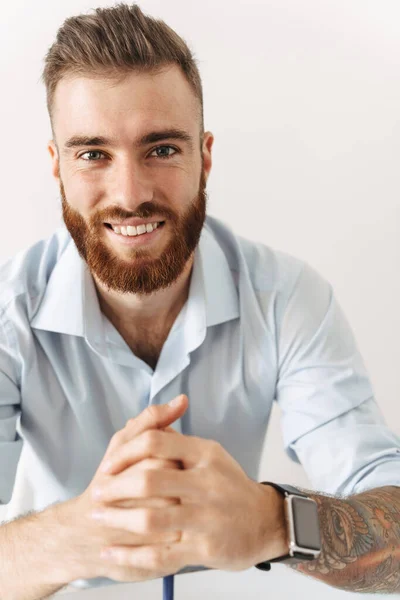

{"left": 0, "top": 314, "right": 23, "bottom": 505}
{"left": 276, "top": 262, "right": 400, "bottom": 495}
{"left": 292, "top": 397, "right": 400, "bottom": 495}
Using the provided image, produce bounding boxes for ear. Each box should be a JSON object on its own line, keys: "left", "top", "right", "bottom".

{"left": 48, "top": 140, "right": 60, "bottom": 182}
{"left": 202, "top": 131, "right": 214, "bottom": 183}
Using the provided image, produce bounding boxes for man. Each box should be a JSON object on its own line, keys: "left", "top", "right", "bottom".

{"left": 0, "top": 3, "right": 399, "bottom": 598}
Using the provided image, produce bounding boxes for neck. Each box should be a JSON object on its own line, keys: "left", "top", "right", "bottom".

{"left": 93, "top": 254, "right": 195, "bottom": 329}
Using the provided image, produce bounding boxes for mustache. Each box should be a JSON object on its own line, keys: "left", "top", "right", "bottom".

{"left": 91, "top": 202, "right": 177, "bottom": 227}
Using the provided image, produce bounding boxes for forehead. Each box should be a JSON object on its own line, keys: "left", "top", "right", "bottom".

{"left": 52, "top": 66, "right": 200, "bottom": 142}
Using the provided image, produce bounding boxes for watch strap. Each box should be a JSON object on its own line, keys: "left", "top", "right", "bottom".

{"left": 255, "top": 481, "right": 315, "bottom": 571}
{"left": 261, "top": 481, "right": 308, "bottom": 498}
{"left": 256, "top": 551, "right": 314, "bottom": 570}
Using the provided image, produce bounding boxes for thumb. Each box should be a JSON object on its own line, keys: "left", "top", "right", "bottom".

{"left": 108, "top": 394, "right": 188, "bottom": 453}
{"left": 126, "top": 394, "right": 188, "bottom": 436}
{"left": 98, "top": 396, "right": 188, "bottom": 474}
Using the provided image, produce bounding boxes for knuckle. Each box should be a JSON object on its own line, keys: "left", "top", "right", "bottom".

{"left": 172, "top": 529, "right": 182, "bottom": 543}
{"left": 109, "top": 430, "right": 124, "bottom": 449}
{"left": 90, "top": 485, "right": 102, "bottom": 503}
{"left": 147, "top": 547, "right": 164, "bottom": 570}
{"left": 207, "top": 440, "right": 221, "bottom": 461}
{"left": 143, "top": 429, "right": 160, "bottom": 453}
{"left": 139, "top": 469, "right": 155, "bottom": 496}
{"left": 141, "top": 509, "right": 157, "bottom": 533}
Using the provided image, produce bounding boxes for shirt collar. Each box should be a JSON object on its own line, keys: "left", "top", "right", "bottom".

{"left": 30, "top": 219, "right": 239, "bottom": 340}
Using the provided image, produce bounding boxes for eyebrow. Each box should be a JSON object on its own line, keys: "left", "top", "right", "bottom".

{"left": 63, "top": 129, "right": 194, "bottom": 151}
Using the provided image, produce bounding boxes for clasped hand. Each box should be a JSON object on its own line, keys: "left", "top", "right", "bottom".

{"left": 78, "top": 394, "right": 285, "bottom": 582}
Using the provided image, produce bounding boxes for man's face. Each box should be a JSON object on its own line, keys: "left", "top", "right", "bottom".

{"left": 48, "top": 66, "right": 213, "bottom": 295}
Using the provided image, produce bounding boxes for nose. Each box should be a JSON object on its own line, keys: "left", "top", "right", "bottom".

{"left": 111, "top": 157, "right": 154, "bottom": 210}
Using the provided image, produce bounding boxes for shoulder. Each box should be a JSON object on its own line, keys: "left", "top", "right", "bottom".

{"left": 204, "top": 215, "right": 326, "bottom": 302}
{"left": 0, "top": 226, "right": 71, "bottom": 323}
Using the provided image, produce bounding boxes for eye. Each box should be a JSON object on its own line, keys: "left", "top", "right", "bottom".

{"left": 149, "top": 145, "right": 178, "bottom": 159}
{"left": 79, "top": 150, "right": 107, "bottom": 161}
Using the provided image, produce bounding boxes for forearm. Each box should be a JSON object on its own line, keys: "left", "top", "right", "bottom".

{"left": 0, "top": 502, "right": 75, "bottom": 600}
{"left": 292, "top": 485, "right": 400, "bottom": 593}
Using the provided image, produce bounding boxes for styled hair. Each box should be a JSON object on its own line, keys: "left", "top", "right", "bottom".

{"left": 42, "top": 3, "right": 204, "bottom": 131}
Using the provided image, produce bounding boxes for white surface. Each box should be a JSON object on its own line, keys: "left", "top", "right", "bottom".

{"left": 49, "top": 567, "right": 392, "bottom": 599}
{"left": 1, "top": 0, "right": 400, "bottom": 598}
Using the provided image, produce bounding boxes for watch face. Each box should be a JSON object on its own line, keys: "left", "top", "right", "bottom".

{"left": 292, "top": 496, "right": 321, "bottom": 551}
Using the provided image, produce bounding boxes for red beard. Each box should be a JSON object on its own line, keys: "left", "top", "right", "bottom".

{"left": 60, "top": 170, "right": 207, "bottom": 295}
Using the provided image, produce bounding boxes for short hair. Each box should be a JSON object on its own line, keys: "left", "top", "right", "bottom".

{"left": 42, "top": 3, "right": 204, "bottom": 132}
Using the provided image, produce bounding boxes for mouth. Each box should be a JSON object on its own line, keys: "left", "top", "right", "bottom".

{"left": 104, "top": 220, "right": 165, "bottom": 234}
{"left": 103, "top": 220, "right": 166, "bottom": 247}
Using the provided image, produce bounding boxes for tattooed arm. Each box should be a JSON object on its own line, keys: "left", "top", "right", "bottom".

{"left": 289, "top": 486, "right": 400, "bottom": 593}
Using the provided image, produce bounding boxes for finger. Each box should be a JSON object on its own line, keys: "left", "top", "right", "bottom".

{"left": 113, "top": 496, "right": 180, "bottom": 510}
{"left": 109, "top": 454, "right": 183, "bottom": 476}
{"left": 135, "top": 458, "right": 181, "bottom": 471}
{"left": 96, "top": 452, "right": 180, "bottom": 483}
{"left": 103, "top": 429, "right": 204, "bottom": 475}
{"left": 99, "top": 540, "right": 198, "bottom": 574}
{"left": 122, "top": 396, "right": 188, "bottom": 441}
{"left": 90, "top": 504, "right": 198, "bottom": 535}
{"left": 110, "top": 458, "right": 182, "bottom": 509}
{"left": 99, "top": 521, "right": 181, "bottom": 547}
{"left": 95, "top": 468, "right": 195, "bottom": 504}
{"left": 98, "top": 456, "right": 183, "bottom": 509}
{"left": 112, "top": 461, "right": 182, "bottom": 509}
{"left": 102, "top": 395, "right": 188, "bottom": 465}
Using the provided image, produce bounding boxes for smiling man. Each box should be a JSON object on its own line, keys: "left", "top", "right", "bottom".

{"left": 51, "top": 65, "right": 212, "bottom": 370}
{"left": 1, "top": 4, "right": 400, "bottom": 599}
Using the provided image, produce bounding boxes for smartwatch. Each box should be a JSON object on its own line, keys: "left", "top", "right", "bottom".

{"left": 255, "top": 482, "right": 321, "bottom": 571}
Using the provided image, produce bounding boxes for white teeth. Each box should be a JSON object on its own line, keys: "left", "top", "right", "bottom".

{"left": 111, "top": 221, "right": 161, "bottom": 237}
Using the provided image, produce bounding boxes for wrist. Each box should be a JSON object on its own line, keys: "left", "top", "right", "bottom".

{"left": 256, "top": 483, "right": 322, "bottom": 569}
{"left": 46, "top": 497, "right": 87, "bottom": 584}
{"left": 257, "top": 483, "right": 288, "bottom": 562}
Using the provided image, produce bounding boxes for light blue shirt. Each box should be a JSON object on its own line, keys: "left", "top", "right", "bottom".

{"left": 1, "top": 215, "right": 400, "bottom": 590}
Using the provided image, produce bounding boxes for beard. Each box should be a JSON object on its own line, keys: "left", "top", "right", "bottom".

{"left": 60, "top": 169, "right": 207, "bottom": 295}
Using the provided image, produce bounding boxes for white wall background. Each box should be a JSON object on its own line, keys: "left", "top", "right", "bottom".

{"left": 0, "top": 0, "right": 399, "bottom": 598}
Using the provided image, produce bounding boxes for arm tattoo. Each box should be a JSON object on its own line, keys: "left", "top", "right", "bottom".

{"left": 291, "top": 486, "right": 400, "bottom": 593}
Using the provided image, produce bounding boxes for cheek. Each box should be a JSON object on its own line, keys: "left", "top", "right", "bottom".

{"left": 65, "top": 174, "right": 103, "bottom": 213}
{"left": 163, "top": 170, "right": 197, "bottom": 204}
